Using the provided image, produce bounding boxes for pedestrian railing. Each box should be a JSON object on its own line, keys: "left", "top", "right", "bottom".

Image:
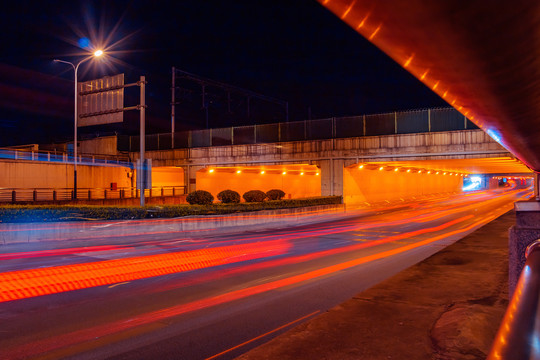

{"left": 0, "top": 148, "right": 131, "bottom": 167}
{"left": 488, "top": 240, "right": 540, "bottom": 359}
{"left": 0, "top": 186, "right": 186, "bottom": 203}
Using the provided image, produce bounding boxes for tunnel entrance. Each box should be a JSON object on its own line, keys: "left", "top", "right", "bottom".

{"left": 343, "top": 162, "right": 464, "bottom": 205}
{"left": 196, "top": 164, "right": 321, "bottom": 201}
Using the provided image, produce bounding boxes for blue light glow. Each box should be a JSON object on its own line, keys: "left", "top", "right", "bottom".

{"left": 78, "top": 37, "right": 90, "bottom": 49}
{"left": 486, "top": 128, "right": 503, "bottom": 145}
{"left": 462, "top": 176, "right": 482, "bottom": 191}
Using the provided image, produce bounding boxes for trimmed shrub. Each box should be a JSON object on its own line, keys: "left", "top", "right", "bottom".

{"left": 243, "top": 190, "right": 266, "bottom": 203}
{"left": 186, "top": 190, "right": 214, "bottom": 205}
{"left": 266, "top": 189, "right": 286, "bottom": 200}
{"left": 217, "top": 189, "right": 241, "bottom": 203}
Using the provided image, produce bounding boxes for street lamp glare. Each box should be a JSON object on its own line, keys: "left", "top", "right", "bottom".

{"left": 94, "top": 49, "right": 104, "bottom": 57}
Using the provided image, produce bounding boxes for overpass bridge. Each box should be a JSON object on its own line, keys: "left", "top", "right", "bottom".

{"left": 118, "top": 107, "right": 529, "bottom": 201}
{"left": 1, "top": 107, "right": 531, "bottom": 204}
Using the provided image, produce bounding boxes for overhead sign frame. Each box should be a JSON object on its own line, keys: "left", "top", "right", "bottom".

{"left": 78, "top": 73, "right": 124, "bottom": 127}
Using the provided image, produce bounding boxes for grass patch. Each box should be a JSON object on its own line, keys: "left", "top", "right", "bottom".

{"left": 0, "top": 196, "right": 342, "bottom": 223}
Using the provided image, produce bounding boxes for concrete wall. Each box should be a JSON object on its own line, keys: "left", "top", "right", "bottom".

{"left": 343, "top": 166, "right": 463, "bottom": 204}
{"left": 196, "top": 171, "right": 321, "bottom": 200}
{"left": 139, "top": 130, "right": 506, "bottom": 167}
{"left": 0, "top": 160, "right": 132, "bottom": 189}
{"left": 1, "top": 204, "right": 346, "bottom": 245}
{"left": 151, "top": 166, "right": 185, "bottom": 188}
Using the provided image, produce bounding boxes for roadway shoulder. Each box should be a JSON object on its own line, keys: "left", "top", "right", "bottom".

{"left": 236, "top": 210, "right": 513, "bottom": 360}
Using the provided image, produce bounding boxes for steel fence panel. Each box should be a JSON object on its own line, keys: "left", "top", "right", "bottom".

{"left": 174, "top": 131, "right": 190, "bottom": 148}
{"left": 397, "top": 110, "right": 429, "bottom": 134}
{"left": 306, "top": 119, "right": 333, "bottom": 140}
{"left": 233, "top": 126, "right": 256, "bottom": 145}
{"left": 256, "top": 124, "right": 280, "bottom": 143}
{"left": 146, "top": 134, "right": 159, "bottom": 151}
{"left": 211, "top": 127, "right": 232, "bottom": 146}
{"left": 430, "top": 108, "right": 465, "bottom": 131}
{"left": 335, "top": 116, "right": 364, "bottom": 138}
{"left": 191, "top": 129, "right": 211, "bottom": 147}
{"left": 365, "top": 113, "right": 395, "bottom": 136}
{"left": 280, "top": 121, "right": 305, "bottom": 142}
{"left": 158, "top": 133, "right": 172, "bottom": 150}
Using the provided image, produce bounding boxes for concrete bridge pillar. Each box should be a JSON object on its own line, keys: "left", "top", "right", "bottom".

{"left": 187, "top": 165, "right": 204, "bottom": 194}
{"left": 319, "top": 159, "right": 344, "bottom": 197}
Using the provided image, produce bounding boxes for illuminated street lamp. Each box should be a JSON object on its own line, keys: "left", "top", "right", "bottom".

{"left": 54, "top": 49, "right": 104, "bottom": 200}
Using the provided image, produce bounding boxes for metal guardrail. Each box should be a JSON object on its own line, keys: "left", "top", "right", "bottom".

{"left": 0, "top": 148, "right": 131, "bottom": 167}
{"left": 118, "top": 107, "right": 478, "bottom": 152}
{"left": 0, "top": 186, "right": 186, "bottom": 203}
{"left": 488, "top": 240, "right": 540, "bottom": 359}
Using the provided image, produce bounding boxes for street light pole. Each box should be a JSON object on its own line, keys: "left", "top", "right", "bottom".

{"left": 54, "top": 50, "right": 103, "bottom": 200}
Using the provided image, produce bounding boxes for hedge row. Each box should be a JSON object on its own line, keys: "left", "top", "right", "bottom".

{"left": 0, "top": 196, "right": 342, "bottom": 223}
{"left": 187, "top": 189, "right": 286, "bottom": 205}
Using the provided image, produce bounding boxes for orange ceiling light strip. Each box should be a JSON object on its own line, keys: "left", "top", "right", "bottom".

{"left": 0, "top": 239, "right": 291, "bottom": 303}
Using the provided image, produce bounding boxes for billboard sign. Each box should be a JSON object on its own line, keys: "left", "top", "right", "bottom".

{"left": 78, "top": 73, "right": 124, "bottom": 127}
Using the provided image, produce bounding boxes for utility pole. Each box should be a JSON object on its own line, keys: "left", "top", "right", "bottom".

{"left": 139, "top": 76, "right": 146, "bottom": 207}
{"left": 171, "top": 67, "right": 175, "bottom": 148}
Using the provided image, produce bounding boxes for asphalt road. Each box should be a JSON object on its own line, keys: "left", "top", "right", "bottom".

{"left": 0, "top": 187, "right": 531, "bottom": 360}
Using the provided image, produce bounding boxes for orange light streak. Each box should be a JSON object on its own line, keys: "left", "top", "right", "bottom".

{"left": 205, "top": 310, "right": 321, "bottom": 360}
{"left": 369, "top": 25, "right": 381, "bottom": 40}
{"left": 4, "top": 213, "right": 494, "bottom": 359}
{"left": 341, "top": 0, "right": 356, "bottom": 19}
{"left": 404, "top": 54, "right": 414, "bottom": 68}
{"left": 0, "top": 239, "right": 291, "bottom": 302}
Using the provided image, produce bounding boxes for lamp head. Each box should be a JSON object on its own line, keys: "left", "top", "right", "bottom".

{"left": 94, "top": 49, "right": 104, "bottom": 57}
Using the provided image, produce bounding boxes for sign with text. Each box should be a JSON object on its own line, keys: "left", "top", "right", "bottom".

{"left": 78, "top": 73, "right": 124, "bottom": 127}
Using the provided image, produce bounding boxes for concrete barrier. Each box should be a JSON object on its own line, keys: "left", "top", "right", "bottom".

{"left": 0, "top": 204, "right": 347, "bottom": 245}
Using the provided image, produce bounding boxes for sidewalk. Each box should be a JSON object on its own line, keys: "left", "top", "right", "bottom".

{"left": 236, "top": 211, "right": 514, "bottom": 360}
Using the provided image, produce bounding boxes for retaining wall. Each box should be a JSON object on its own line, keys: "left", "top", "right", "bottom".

{"left": 0, "top": 204, "right": 346, "bottom": 245}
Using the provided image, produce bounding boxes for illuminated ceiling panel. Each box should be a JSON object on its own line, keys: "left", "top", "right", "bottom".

{"left": 348, "top": 157, "right": 532, "bottom": 174}
{"left": 320, "top": 0, "right": 540, "bottom": 172}
{"left": 199, "top": 164, "right": 320, "bottom": 175}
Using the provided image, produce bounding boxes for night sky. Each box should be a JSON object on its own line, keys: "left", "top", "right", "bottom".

{"left": 0, "top": 0, "right": 447, "bottom": 146}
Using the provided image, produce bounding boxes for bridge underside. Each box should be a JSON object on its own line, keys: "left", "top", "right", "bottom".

{"left": 320, "top": 0, "right": 540, "bottom": 172}
{"left": 359, "top": 157, "right": 532, "bottom": 175}
{"left": 188, "top": 156, "right": 531, "bottom": 203}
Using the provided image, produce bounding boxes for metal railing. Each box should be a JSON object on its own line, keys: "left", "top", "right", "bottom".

{"left": 0, "top": 186, "right": 186, "bottom": 203}
{"left": 488, "top": 240, "right": 540, "bottom": 359}
{"left": 0, "top": 148, "right": 131, "bottom": 167}
{"left": 118, "top": 107, "right": 478, "bottom": 152}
